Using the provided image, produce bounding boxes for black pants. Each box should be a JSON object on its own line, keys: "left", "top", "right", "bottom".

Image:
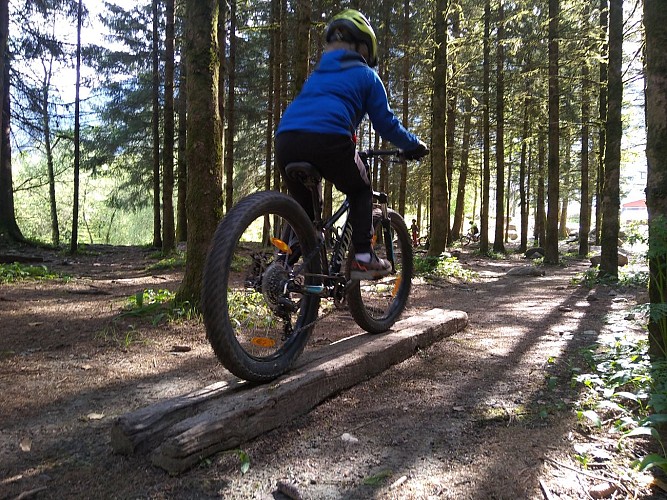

{"left": 275, "top": 132, "right": 373, "bottom": 254}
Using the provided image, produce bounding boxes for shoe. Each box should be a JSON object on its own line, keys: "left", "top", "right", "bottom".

{"left": 350, "top": 253, "right": 392, "bottom": 280}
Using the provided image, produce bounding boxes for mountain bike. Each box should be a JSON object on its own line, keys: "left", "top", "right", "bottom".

{"left": 461, "top": 229, "right": 480, "bottom": 246}
{"left": 201, "top": 150, "right": 416, "bottom": 383}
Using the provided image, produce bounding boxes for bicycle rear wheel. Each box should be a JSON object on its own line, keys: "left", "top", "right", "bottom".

{"left": 201, "top": 191, "right": 321, "bottom": 383}
{"left": 346, "top": 209, "right": 413, "bottom": 333}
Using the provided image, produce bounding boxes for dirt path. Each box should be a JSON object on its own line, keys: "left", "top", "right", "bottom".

{"left": 0, "top": 245, "right": 656, "bottom": 499}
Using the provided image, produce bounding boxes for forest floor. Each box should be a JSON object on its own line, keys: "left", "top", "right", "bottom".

{"left": 0, "top": 241, "right": 664, "bottom": 499}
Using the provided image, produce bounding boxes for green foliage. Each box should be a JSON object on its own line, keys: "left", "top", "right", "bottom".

{"left": 227, "top": 290, "right": 277, "bottom": 329}
{"left": 146, "top": 251, "right": 186, "bottom": 271}
{"left": 572, "top": 263, "right": 649, "bottom": 289}
{"left": 0, "top": 263, "right": 64, "bottom": 283}
{"left": 571, "top": 335, "right": 667, "bottom": 473}
{"left": 362, "top": 470, "right": 393, "bottom": 486}
{"left": 413, "top": 254, "right": 477, "bottom": 282}
{"left": 647, "top": 215, "right": 667, "bottom": 358}
{"left": 118, "top": 288, "right": 196, "bottom": 325}
{"left": 236, "top": 449, "right": 251, "bottom": 475}
{"left": 625, "top": 221, "right": 649, "bottom": 246}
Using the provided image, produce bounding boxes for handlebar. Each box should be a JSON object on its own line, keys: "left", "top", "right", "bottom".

{"left": 363, "top": 149, "right": 401, "bottom": 157}
{"left": 361, "top": 148, "right": 429, "bottom": 161}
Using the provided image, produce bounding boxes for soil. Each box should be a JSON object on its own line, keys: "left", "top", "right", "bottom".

{"left": 0, "top": 242, "right": 663, "bottom": 499}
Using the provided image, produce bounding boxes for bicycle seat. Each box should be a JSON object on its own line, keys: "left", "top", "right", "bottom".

{"left": 285, "top": 162, "right": 322, "bottom": 187}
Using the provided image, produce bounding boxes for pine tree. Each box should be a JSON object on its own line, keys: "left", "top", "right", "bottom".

{"left": 178, "top": 0, "right": 223, "bottom": 304}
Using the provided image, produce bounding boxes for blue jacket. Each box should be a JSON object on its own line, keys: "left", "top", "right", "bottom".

{"left": 276, "top": 49, "right": 421, "bottom": 151}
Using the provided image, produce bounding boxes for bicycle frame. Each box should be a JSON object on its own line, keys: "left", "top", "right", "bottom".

{"left": 286, "top": 150, "right": 398, "bottom": 300}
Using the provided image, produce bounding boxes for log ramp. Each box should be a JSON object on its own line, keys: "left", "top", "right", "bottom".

{"left": 110, "top": 308, "right": 468, "bottom": 475}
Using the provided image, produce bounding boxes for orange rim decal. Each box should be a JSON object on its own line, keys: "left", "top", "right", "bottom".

{"left": 392, "top": 277, "right": 401, "bottom": 297}
{"left": 271, "top": 237, "right": 292, "bottom": 254}
{"left": 251, "top": 337, "right": 276, "bottom": 348}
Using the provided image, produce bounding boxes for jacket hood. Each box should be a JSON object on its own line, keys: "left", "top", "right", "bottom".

{"left": 315, "top": 49, "right": 368, "bottom": 73}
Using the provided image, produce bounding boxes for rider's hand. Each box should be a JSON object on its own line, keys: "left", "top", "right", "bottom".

{"left": 402, "top": 140, "right": 429, "bottom": 160}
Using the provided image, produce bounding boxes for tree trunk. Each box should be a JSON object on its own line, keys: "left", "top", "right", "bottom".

{"left": 152, "top": 0, "right": 162, "bottom": 249}
{"left": 451, "top": 95, "right": 472, "bottom": 240}
{"left": 398, "top": 0, "right": 410, "bottom": 218}
{"left": 177, "top": 0, "right": 223, "bottom": 305}
{"left": 70, "top": 0, "right": 82, "bottom": 253}
{"left": 163, "top": 0, "right": 176, "bottom": 253}
{"left": 599, "top": 0, "right": 622, "bottom": 277}
{"left": 294, "top": 0, "right": 311, "bottom": 94}
{"left": 595, "top": 0, "right": 608, "bottom": 246}
{"left": 579, "top": 60, "right": 591, "bottom": 257}
{"left": 444, "top": 2, "right": 461, "bottom": 245}
{"left": 644, "top": 0, "right": 667, "bottom": 359}
{"left": 519, "top": 90, "right": 529, "bottom": 252}
{"left": 493, "top": 0, "right": 505, "bottom": 253}
{"left": 428, "top": 0, "right": 448, "bottom": 257}
{"left": 545, "top": 0, "right": 560, "bottom": 264}
{"left": 263, "top": 0, "right": 278, "bottom": 244}
{"left": 0, "top": 0, "right": 22, "bottom": 243}
{"left": 41, "top": 57, "right": 59, "bottom": 247}
{"left": 536, "top": 130, "right": 546, "bottom": 246}
{"left": 176, "top": 57, "right": 188, "bottom": 243}
{"left": 559, "top": 144, "right": 570, "bottom": 239}
{"left": 480, "top": 0, "right": 491, "bottom": 254}
{"left": 224, "top": 0, "right": 236, "bottom": 213}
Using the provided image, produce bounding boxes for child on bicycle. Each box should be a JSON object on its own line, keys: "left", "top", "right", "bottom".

{"left": 275, "top": 9, "right": 427, "bottom": 280}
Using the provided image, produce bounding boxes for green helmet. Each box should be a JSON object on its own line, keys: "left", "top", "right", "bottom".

{"left": 325, "top": 9, "right": 378, "bottom": 68}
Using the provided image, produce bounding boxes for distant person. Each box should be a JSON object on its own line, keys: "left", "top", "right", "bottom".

{"left": 410, "top": 219, "right": 419, "bottom": 247}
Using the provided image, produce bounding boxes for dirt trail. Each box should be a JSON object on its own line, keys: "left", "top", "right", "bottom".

{"left": 0, "top": 245, "right": 657, "bottom": 499}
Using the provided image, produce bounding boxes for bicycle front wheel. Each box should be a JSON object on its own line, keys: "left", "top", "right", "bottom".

{"left": 346, "top": 209, "right": 413, "bottom": 334}
{"left": 201, "top": 191, "right": 321, "bottom": 383}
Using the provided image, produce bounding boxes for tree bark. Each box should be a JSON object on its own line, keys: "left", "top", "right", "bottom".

{"left": 644, "top": 0, "right": 667, "bottom": 359}
{"left": 398, "top": 0, "right": 410, "bottom": 218}
{"left": 152, "top": 0, "right": 162, "bottom": 249}
{"left": 428, "top": 0, "right": 448, "bottom": 257}
{"left": 163, "top": 0, "right": 176, "bottom": 253}
{"left": 480, "top": 0, "right": 491, "bottom": 254}
{"left": 595, "top": 0, "right": 608, "bottom": 246}
{"left": 224, "top": 0, "right": 236, "bottom": 214}
{"left": 0, "top": 0, "right": 22, "bottom": 243}
{"left": 493, "top": 0, "right": 505, "bottom": 253}
{"left": 599, "top": 0, "right": 622, "bottom": 277}
{"left": 579, "top": 60, "right": 591, "bottom": 257}
{"left": 41, "top": 56, "right": 59, "bottom": 247}
{"left": 451, "top": 95, "right": 472, "bottom": 240}
{"left": 558, "top": 138, "right": 571, "bottom": 239}
{"left": 545, "top": 0, "right": 560, "bottom": 264}
{"left": 177, "top": 0, "right": 223, "bottom": 305}
{"left": 519, "top": 90, "right": 529, "bottom": 252}
{"left": 176, "top": 57, "right": 188, "bottom": 243}
{"left": 536, "top": 130, "right": 546, "bottom": 246}
{"left": 70, "top": 0, "right": 82, "bottom": 253}
{"left": 263, "top": 0, "right": 278, "bottom": 245}
{"left": 294, "top": 0, "right": 311, "bottom": 94}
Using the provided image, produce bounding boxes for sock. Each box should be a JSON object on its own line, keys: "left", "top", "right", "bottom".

{"left": 355, "top": 252, "right": 371, "bottom": 263}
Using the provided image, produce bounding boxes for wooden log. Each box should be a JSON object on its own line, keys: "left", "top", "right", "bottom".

{"left": 0, "top": 254, "right": 45, "bottom": 264}
{"left": 111, "top": 308, "right": 467, "bottom": 474}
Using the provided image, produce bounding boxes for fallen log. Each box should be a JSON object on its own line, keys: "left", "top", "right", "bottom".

{"left": 110, "top": 308, "right": 467, "bottom": 474}
{"left": 0, "top": 254, "right": 45, "bottom": 264}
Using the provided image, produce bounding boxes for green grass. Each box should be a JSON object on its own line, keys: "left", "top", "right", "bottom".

{"left": 0, "top": 263, "right": 66, "bottom": 283}
{"left": 146, "top": 253, "right": 186, "bottom": 271}
{"left": 413, "top": 254, "right": 477, "bottom": 282}
{"left": 117, "top": 288, "right": 197, "bottom": 325}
